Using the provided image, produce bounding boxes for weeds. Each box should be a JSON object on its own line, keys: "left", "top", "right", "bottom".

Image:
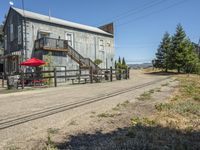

{"left": 47, "top": 128, "right": 59, "bottom": 134}
{"left": 149, "top": 89, "right": 155, "bottom": 94}
{"left": 97, "top": 112, "right": 121, "bottom": 118}
{"left": 5, "top": 145, "right": 20, "bottom": 150}
{"left": 193, "top": 95, "right": 200, "bottom": 102}
{"left": 68, "top": 120, "right": 78, "bottom": 126}
{"left": 46, "top": 129, "right": 58, "bottom": 150}
{"left": 155, "top": 101, "right": 200, "bottom": 117}
{"left": 120, "top": 100, "right": 130, "bottom": 107}
{"left": 161, "top": 83, "right": 169, "bottom": 86}
{"left": 155, "top": 103, "right": 172, "bottom": 112}
{"left": 155, "top": 88, "right": 161, "bottom": 92}
{"left": 137, "top": 91, "right": 151, "bottom": 101}
{"left": 112, "top": 100, "right": 130, "bottom": 111}
{"left": 131, "top": 117, "right": 156, "bottom": 126}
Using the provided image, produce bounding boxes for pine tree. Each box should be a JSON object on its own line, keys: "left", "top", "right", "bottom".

{"left": 122, "top": 57, "right": 127, "bottom": 69}
{"left": 171, "top": 24, "right": 187, "bottom": 73}
{"left": 181, "top": 39, "right": 199, "bottom": 73}
{"left": 118, "top": 57, "right": 121, "bottom": 64}
{"left": 114, "top": 60, "right": 117, "bottom": 69}
{"left": 154, "top": 32, "right": 171, "bottom": 71}
{"left": 118, "top": 56, "right": 122, "bottom": 69}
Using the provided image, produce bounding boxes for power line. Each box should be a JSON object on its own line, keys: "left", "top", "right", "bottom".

{"left": 95, "top": 0, "right": 166, "bottom": 26}
{"left": 117, "top": 0, "right": 188, "bottom": 27}
{"left": 112, "top": 0, "right": 168, "bottom": 23}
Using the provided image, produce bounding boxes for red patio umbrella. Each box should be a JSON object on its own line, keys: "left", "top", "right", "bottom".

{"left": 20, "top": 58, "right": 46, "bottom": 67}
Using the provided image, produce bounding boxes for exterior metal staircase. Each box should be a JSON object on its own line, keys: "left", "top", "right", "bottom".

{"left": 34, "top": 37, "right": 101, "bottom": 74}
{"left": 66, "top": 46, "right": 101, "bottom": 74}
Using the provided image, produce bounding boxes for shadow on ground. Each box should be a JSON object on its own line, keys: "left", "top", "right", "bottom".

{"left": 56, "top": 124, "right": 200, "bottom": 150}
{"left": 144, "top": 71, "right": 183, "bottom": 76}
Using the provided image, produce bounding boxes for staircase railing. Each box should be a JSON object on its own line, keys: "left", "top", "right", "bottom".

{"left": 67, "top": 46, "right": 101, "bottom": 73}
{"left": 34, "top": 37, "right": 101, "bottom": 74}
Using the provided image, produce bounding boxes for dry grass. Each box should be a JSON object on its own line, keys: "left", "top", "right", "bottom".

{"left": 137, "top": 90, "right": 153, "bottom": 101}
{"left": 154, "top": 75, "right": 200, "bottom": 130}
{"left": 126, "top": 75, "right": 200, "bottom": 149}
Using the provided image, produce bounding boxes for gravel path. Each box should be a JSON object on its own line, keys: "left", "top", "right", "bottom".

{"left": 0, "top": 70, "right": 173, "bottom": 149}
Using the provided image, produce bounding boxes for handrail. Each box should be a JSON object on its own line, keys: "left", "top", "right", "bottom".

{"left": 67, "top": 46, "right": 101, "bottom": 73}
{"left": 35, "top": 37, "right": 101, "bottom": 74}
{"left": 35, "top": 37, "right": 68, "bottom": 50}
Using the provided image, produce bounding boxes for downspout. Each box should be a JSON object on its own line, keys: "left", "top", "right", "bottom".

{"left": 94, "top": 36, "right": 97, "bottom": 60}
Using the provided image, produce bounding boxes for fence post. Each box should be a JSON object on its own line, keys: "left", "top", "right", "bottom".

{"left": 110, "top": 67, "right": 113, "bottom": 82}
{"left": 54, "top": 68, "right": 57, "bottom": 87}
{"left": 125, "top": 68, "right": 128, "bottom": 80}
{"left": 90, "top": 67, "right": 93, "bottom": 83}
{"left": 21, "top": 71, "right": 24, "bottom": 89}
{"left": 78, "top": 66, "right": 81, "bottom": 84}
{"left": 2, "top": 73, "right": 4, "bottom": 88}
{"left": 65, "top": 66, "right": 67, "bottom": 82}
{"left": 127, "top": 68, "right": 130, "bottom": 79}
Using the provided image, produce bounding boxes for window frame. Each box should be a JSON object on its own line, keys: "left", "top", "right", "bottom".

{"left": 10, "top": 24, "right": 14, "bottom": 42}
{"left": 99, "top": 39, "right": 104, "bottom": 51}
{"left": 65, "top": 32, "right": 74, "bottom": 47}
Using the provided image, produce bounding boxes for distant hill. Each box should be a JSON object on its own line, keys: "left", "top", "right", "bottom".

{"left": 128, "top": 63, "right": 153, "bottom": 69}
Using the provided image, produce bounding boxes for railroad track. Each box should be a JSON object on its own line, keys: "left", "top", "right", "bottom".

{"left": 0, "top": 77, "right": 171, "bottom": 130}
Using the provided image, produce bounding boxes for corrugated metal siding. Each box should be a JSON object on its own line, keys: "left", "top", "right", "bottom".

{"left": 26, "top": 19, "right": 114, "bottom": 69}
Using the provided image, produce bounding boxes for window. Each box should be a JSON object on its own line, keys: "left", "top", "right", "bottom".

{"left": 10, "top": 24, "right": 14, "bottom": 41}
{"left": 39, "top": 31, "right": 50, "bottom": 47}
{"left": 4, "top": 35, "right": 7, "bottom": 50}
{"left": 65, "top": 33, "right": 73, "bottom": 47}
{"left": 107, "top": 41, "right": 111, "bottom": 47}
{"left": 39, "top": 32, "right": 50, "bottom": 38}
{"left": 18, "top": 25, "right": 22, "bottom": 44}
{"left": 99, "top": 39, "right": 104, "bottom": 51}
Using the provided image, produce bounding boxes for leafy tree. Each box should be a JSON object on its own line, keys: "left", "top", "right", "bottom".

{"left": 94, "top": 59, "right": 102, "bottom": 66}
{"left": 0, "top": 15, "right": 6, "bottom": 45}
{"left": 154, "top": 32, "right": 171, "bottom": 71}
{"left": 0, "top": 25, "right": 3, "bottom": 45}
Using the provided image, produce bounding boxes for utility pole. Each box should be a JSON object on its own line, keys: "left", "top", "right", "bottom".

{"left": 198, "top": 38, "right": 200, "bottom": 58}
{"left": 22, "top": 0, "right": 27, "bottom": 61}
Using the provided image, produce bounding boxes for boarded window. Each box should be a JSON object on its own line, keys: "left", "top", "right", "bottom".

{"left": 18, "top": 25, "right": 22, "bottom": 44}
{"left": 10, "top": 24, "right": 14, "bottom": 41}
{"left": 99, "top": 39, "right": 104, "bottom": 51}
{"left": 4, "top": 35, "right": 7, "bottom": 50}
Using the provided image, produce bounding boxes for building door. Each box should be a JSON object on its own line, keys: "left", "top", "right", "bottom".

{"left": 99, "top": 51, "right": 105, "bottom": 68}
{"left": 65, "top": 33, "right": 74, "bottom": 47}
{"left": 39, "top": 31, "right": 50, "bottom": 47}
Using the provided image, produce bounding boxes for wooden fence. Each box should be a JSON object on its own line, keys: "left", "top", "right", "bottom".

{"left": 0, "top": 67, "right": 130, "bottom": 89}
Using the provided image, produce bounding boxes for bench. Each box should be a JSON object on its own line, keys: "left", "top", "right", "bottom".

{"left": 70, "top": 77, "right": 89, "bottom": 84}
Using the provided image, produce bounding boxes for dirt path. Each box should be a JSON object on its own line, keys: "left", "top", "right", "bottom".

{"left": 52, "top": 79, "right": 179, "bottom": 150}
{"left": 0, "top": 70, "right": 175, "bottom": 149}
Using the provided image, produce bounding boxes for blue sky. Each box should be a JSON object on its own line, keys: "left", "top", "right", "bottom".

{"left": 0, "top": 0, "right": 200, "bottom": 63}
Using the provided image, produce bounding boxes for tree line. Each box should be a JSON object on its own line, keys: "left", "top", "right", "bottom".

{"left": 115, "top": 57, "right": 128, "bottom": 69}
{"left": 153, "top": 24, "right": 200, "bottom": 73}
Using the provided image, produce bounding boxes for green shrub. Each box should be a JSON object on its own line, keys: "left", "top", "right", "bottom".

{"left": 155, "top": 103, "right": 172, "bottom": 112}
